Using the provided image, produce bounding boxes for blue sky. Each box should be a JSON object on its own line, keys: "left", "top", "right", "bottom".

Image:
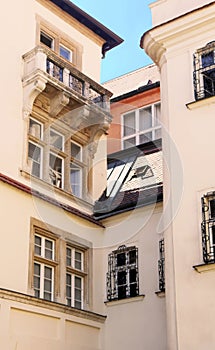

{"left": 71, "top": 0, "right": 153, "bottom": 83}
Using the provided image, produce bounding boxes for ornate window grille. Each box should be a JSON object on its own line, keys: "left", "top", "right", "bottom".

{"left": 201, "top": 192, "right": 215, "bottom": 263}
{"left": 158, "top": 239, "right": 165, "bottom": 292}
{"left": 107, "top": 245, "right": 139, "bottom": 301}
{"left": 193, "top": 41, "right": 215, "bottom": 100}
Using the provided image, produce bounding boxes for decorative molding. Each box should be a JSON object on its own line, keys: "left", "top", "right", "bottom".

{"left": 0, "top": 288, "right": 106, "bottom": 323}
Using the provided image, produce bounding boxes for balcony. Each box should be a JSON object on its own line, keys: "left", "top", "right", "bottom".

{"left": 22, "top": 46, "right": 112, "bottom": 123}
{"left": 193, "top": 41, "right": 215, "bottom": 101}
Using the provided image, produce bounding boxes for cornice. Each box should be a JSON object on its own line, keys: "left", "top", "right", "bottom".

{"left": 141, "top": 1, "right": 215, "bottom": 66}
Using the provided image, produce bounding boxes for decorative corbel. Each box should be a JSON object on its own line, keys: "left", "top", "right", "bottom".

{"left": 50, "top": 91, "right": 70, "bottom": 118}
{"left": 23, "top": 76, "right": 47, "bottom": 116}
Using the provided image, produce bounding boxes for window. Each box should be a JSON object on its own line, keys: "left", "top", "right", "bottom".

{"left": 66, "top": 246, "right": 85, "bottom": 309}
{"left": 193, "top": 41, "right": 215, "bottom": 100}
{"left": 40, "top": 30, "right": 73, "bottom": 63}
{"left": 201, "top": 192, "right": 215, "bottom": 263}
{"left": 107, "top": 245, "right": 139, "bottom": 301}
{"left": 27, "top": 117, "right": 85, "bottom": 198}
{"left": 158, "top": 238, "right": 165, "bottom": 292}
{"left": 31, "top": 220, "right": 90, "bottom": 310}
{"left": 122, "top": 103, "right": 161, "bottom": 149}
{"left": 33, "top": 234, "right": 57, "bottom": 301}
{"left": 70, "top": 141, "right": 83, "bottom": 198}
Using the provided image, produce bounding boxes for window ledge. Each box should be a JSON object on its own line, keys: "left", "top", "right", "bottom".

{"left": 186, "top": 95, "right": 215, "bottom": 110}
{"left": 104, "top": 294, "right": 145, "bottom": 306}
{"left": 193, "top": 263, "right": 215, "bottom": 273}
{"left": 155, "top": 290, "right": 165, "bottom": 297}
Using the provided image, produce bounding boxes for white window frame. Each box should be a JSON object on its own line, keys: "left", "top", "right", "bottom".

{"left": 66, "top": 273, "right": 84, "bottom": 309}
{"left": 70, "top": 141, "right": 83, "bottom": 198}
{"left": 60, "top": 44, "right": 73, "bottom": 62}
{"left": 121, "top": 102, "right": 161, "bottom": 149}
{"left": 28, "top": 140, "right": 43, "bottom": 179}
{"left": 50, "top": 128, "right": 64, "bottom": 152}
{"left": 34, "top": 262, "right": 54, "bottom": 301}
{"left": 49, "top": 152, "right": 64, "bottom": 189}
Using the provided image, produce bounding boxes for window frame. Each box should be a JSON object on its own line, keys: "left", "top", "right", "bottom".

{"left": 121, "top": 102, "right": 161, "bottom": 149}
{"left": 36, "top": 19, "right": 83, "bottom": 69}
{"left": 26, "top": 115, "right": 87, "bottom": 198}
{"left": 29, "top": 218, "right": 91, "bottom": 309}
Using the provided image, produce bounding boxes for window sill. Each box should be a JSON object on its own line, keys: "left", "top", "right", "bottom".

{"left": 0, "top": 287, "right": 106, "bottom": 323}
{"left": 155, "top": 290, "right": 165, "bottom": 297}
{"left": 104, "top": 294, "right": 145, "bottom": 306}
{"left": 186, "top": 95, "right": 215, "bottom": 110}
{"left": 193, "top": 263, "right": 215, "bottom": 273}
{"left": 20, "top": 168, "right": 93, "bottom": 210}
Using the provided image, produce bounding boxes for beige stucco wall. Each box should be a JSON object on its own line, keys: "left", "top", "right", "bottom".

{"left": 101, "top": 203, "right": 167, "bottom": 350}
{"left": 0, "top": 0, "right": 104, "bottom": 197}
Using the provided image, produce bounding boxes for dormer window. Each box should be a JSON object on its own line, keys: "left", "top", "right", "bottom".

{"left": 193, "top": 42, "right": 215, "bottom": 100}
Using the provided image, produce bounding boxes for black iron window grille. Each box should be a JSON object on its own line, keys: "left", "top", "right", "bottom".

{"left": 193, "top": 41, "right": 215, "bottom": 100}
{"left": 158, "top": 238, "right": 165, "bottom": 292}
{"left": 107, "top": 245, "right": 139, "bottom": 301}
{"left": 201, "top": 192, "right": 215, "bottom": 263}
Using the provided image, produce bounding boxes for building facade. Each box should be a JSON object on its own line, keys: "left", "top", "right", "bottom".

{"left": 0, "top": 1, "right": 167, "bottom": 350}
{"left": 141, "top": 0, "right": 215, "bottom": 349}
{"left": 104, "top": 65, "right": 161, "bottom": 154}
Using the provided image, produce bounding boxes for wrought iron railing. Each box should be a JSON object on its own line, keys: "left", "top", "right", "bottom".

{"left": 107, "top": 245, "right": 139, "bottom": 301}
{"left": 193, "top": 41, "right": 215, "bottom": 100}
{"left": 158, "top": 238, "right": 165, "bottom": 292}
{"left": 201, "top": 192, "right": 215, "bottom": 263}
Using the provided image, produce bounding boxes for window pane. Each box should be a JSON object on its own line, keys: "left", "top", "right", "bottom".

{"left": 123, "top": 112, "right": 135, "bottom": 136}
{"left": 71, "top": 142, "right": 82, "bottom": 161}
{"left": 34, "top": 263, "right": 40, "bottom": 297}
{"left": 154, "top": 103, "right": 161, "bottom": 123}
{"left": 40, "top": 32, "right": 53, "bottom": 49}
{"left": 75, "top": 251, "right": 82, "bottom": 270}
{"left": 34, "top": 235, "right": 41, "bottom": 256}
{"left": 123, "top": 137, "right": 136, "bottom": 150}
{"left": 155, "top": 128, "right": 162, "bottom": 140}
{"left": 66, "top": 247, "right": 72, "bottom": 266}
{"left": 139, "top": 132, "right": 152, "bottom": 144}
{"left": 49, "top": 153, "right": 63, "bottom": 188}
{"left": 70, "top": 164, "right": 81, "bottom": 197}
{"left": 117, "top": 271, "right": 126, "bottom": 285}
{"left": 44, "top": 266, "right": 53, "bottom": 300}
{"left": 74, "top": 276, "right": 82, "bottom": 309}
{"left": 130, "top": 283, "right": 137, "bottom": 297}
{"left": 129, "top": 250, "right": 136, "bottom": 264}
{"left": 202, "top": 51, "right": 214, "bottom": 68}
{"left": 28, "top": 142, "right": 41, "bottom": 178}
{"left": 29, "top": 118, "right": 42, "bottom": 139}
{"left": 45, "top": 239, "right": 54, "bottom": 260}
{"left": 60, "top": 45, "right": 72, "bottom": 61}
{"left": 118, "top": 285, "right": 126, "bottom": 299}
{"left": 117, "top": 252, "right": 126, "bottom": 267}
{"left": 129, "top": 269, "right": 137, "bottom": 283}
{"left": 50, "top": 129, "right": 63, "bottom": 150}
{"left": 139, "top": 107, "right": 152, "bottom": 130}
{"left": 210, "top": 199, "right": 215, "bottom": 219}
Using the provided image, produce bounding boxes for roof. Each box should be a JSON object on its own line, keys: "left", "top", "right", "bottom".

{"left": 103, "top": 64, "right": 160, "bottom": 98}
{"left": 94, "top": 139, "right": 163, "bottom": 219}
{"left": 49, "top": 0, "right": 123, "bottom": 57}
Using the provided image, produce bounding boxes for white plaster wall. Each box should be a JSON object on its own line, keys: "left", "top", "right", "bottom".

{"left": 150, "top": 0, "right": 211, "bottom": 27}
{"left": 101, "top": 204, "right": 167, "bottom": 350}
{"left": 147, "top": 3, "right": 215, "bottom": 349}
